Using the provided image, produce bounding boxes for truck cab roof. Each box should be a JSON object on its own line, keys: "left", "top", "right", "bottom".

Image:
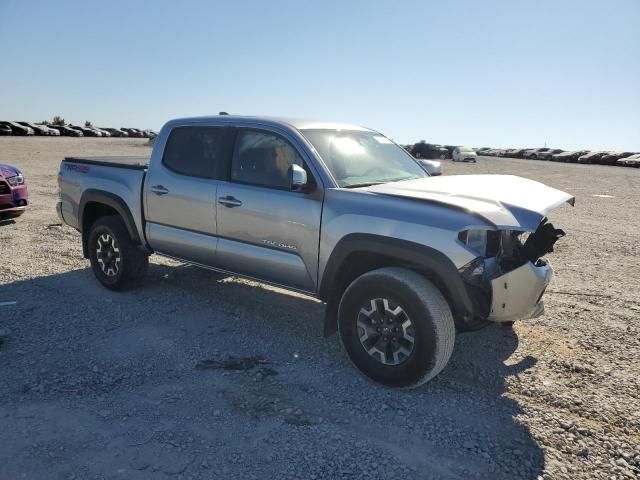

{"left": 163, "top": 115, "right": 375, "bottom": 133}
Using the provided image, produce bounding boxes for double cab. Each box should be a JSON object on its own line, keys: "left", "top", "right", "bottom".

{"left": 57, "top": 115, "right": 574, "bottom": 387}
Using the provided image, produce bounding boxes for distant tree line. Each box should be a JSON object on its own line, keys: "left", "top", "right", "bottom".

{"left": 40, "top": 116, "right": 94, "bottom": 127}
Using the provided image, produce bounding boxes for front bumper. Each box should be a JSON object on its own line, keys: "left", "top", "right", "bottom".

{"left": 488, "top": 260, "right": 553, "bottom": 322}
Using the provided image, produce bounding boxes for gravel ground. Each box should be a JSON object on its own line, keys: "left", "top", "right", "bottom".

{"left": 1, "top": 137, "right": 639, "bottom": 480}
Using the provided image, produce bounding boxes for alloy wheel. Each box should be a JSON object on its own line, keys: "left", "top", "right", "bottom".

{"left": 357, "top": 298, "right": 415, "bottom": 365}
{"left": 96, "top": 233, "right": 121, "bottom": 277}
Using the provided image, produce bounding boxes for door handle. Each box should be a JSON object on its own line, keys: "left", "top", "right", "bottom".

{"left": 151, "top": 185, "right": 169, "bottom": 196}
{"left": 218, "top": 195, "right": 242, "bottom": 208}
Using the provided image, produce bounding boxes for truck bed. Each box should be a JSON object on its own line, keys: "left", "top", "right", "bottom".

{"left": 64, "top": 156, "right": 149, "bottom": 170}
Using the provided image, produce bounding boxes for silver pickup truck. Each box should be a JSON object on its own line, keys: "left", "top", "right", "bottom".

{"left": 57, "top": 115, "right": 574, "bottom": 388}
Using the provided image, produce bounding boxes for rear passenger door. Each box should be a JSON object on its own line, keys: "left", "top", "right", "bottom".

{"left": 215, "top": 128, "right": 323, "bottom": 293}
{"left": 144, "top": 126, "right": 234, "bottom": 264}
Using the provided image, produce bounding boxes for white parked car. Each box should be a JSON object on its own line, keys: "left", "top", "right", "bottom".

{"left": 452, "top": 147, "right": 478, "bottom": 162}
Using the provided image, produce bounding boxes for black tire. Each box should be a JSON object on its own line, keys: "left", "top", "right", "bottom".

{"left": 337, "top": 267, "right": 455, "bottom": 388}
{"left": 88, "top": 215, "right": 148, "bottom": 291}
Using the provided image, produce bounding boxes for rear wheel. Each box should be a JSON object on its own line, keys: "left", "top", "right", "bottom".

{"left": 338, "top": 267, "right": 455, "bottom": 388}
{"left": 88, "top": 215, "right": 148, "bottom": 290}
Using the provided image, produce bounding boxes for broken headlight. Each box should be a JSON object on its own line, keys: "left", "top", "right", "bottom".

{"left": 458, "top": 256, "right": 485, "bottom": 286}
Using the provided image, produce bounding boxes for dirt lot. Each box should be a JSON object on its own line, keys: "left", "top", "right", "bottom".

{"left": 1, "top": 137, "right": 639, "bottom": 480}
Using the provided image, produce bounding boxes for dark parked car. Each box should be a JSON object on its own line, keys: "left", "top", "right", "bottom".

{"left": 540, "top": 149, "right": 564, "bottom": 160}
{"left": 550, "top": 150, "right": 589, "bottom": 162}
{"left": 502, "top": 148, "right": 527, "bottom": 158}
{"left": 38, "top": 123, "right": 61, "bottom": 135}
{"left": 101, "top": 127, "right": 129, "bottom": 137}
{"left": 122, "top": 128, "right": 145, "bottom": 138}
{"left": 523, "top": 148, "right": 562, "bottom": 160}
{"left": 0, "top": 123, "right": 12, "bottom": 135}
{"left": 577, "top": 151, "right": 607, "bottom": 164}
{"left": 485, "top": 149, "right": 505, "bottom": 157}
{"left": 499, "top": 149, "right": 516, "bottom": 157}
{"left": 410, "top": 142, "right": 449, "bottom": 159}
{"left": 475, "top": 147, "right": 492, "bottom": 156}
{"left": 17, "top": 122, "right": 52, "bottom": 136}
{"left": 599, "top": 152, "right": 635, "bottom": 165}
{"left": 0, "top": 121, "right": 34, "bottom": 136}
{"left": 0, "top": 163, "right": 28, "bottom": 219}
{"left": 50, "top": 125, "right": 84, "bottom": 137}
{"left": 69, "top": 125, "right": 101, "bottom": 137}
{"left": 89, "top": 127, "right": 111, "bottom": 137}
{"left": 522, "top": 147, "right": 562, "bottom": 160}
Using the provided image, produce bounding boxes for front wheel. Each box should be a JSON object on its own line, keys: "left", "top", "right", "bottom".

{"left": 88, "top": 215, "right": 148, "bottom": 291}
{"left": 338, "top": 267, "right": 455, "bottom": 388}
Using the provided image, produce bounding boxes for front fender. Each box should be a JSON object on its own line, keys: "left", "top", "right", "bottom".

{"left": 319, "top": 233, "right": 483, "bottom": 335}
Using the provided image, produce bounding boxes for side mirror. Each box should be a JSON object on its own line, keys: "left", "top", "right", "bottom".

{"left": 290, "top": 164, "right": 308, "bottom": 191}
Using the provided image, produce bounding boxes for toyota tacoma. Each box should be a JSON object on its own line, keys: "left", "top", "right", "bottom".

{"left": 56, "top": 115, "right": 574, "bottom": 388}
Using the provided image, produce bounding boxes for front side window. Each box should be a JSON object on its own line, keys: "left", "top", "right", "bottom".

{"left": 163, "top": 126, "right": 229, "bottom": 178}
{"left": 301, "top": 130, "right": 427, "bottom": 188}
{"left": 231, "top": 130, "right": 302, "bottom": 189}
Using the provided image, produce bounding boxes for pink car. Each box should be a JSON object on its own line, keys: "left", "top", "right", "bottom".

{"left": 0, "top": 163, "right": 28, "bottom": 219}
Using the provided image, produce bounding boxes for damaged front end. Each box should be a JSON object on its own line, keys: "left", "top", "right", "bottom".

{"left": 457, "top": 219, "right": 566, "bottom": 323}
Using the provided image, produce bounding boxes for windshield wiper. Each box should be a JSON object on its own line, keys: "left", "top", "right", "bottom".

{"left": 343, "top": 181, "right": 386, "bottom": 189}
{"left": 345, "top": 176, "right": 421, "bottom": 188}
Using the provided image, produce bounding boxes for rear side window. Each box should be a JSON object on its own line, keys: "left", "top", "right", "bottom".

{"left": 162, "top": 126, "right": 232, "bottom": 179}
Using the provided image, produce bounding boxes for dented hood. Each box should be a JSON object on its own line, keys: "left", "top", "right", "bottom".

{"left": 363, "top": 175, "right": 574, "bottom": 230}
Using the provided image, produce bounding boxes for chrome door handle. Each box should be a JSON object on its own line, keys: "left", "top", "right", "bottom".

{"left": 151, "top": 185, "right": 169, "bottom": 196}
{"left": 218, "top": 196, "right": 242, "bottom": 208}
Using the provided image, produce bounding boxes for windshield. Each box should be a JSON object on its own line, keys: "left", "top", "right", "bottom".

{"left": 301, "top": 129, "right": 427, "bottom": 187}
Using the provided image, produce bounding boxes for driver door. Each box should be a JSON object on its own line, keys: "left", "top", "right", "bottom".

{"left": 215, "top": 128, "right": 323, "bottom": 293}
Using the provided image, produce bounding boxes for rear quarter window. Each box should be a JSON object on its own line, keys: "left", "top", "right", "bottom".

{"left": 162, "top": 126, "right": 234, "bottom": 179}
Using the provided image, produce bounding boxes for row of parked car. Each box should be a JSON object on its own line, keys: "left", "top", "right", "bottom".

{"left": 0, "top": 121, "right": 157, "bottom": 139}
{"left": 475, "top": 147, "right": 640, "bottom": 167}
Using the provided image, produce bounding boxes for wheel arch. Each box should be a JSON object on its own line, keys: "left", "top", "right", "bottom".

{"left": 79, "top": 189, "right": 141, "bottom": 258}
{"left": 319, "top": 234, "right": 478, "bottom": 336}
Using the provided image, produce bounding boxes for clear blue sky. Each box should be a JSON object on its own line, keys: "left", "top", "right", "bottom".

{"left": 1, "top": 0, "right": 638, "bottom": 150}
